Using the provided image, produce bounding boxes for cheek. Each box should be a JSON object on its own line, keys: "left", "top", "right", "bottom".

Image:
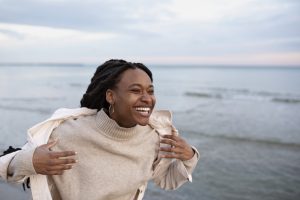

{"left": 121, "top": 94, "right": 139, "bottom": 107}
{"left": 152, "top": 95, "right": 156, "bottom": 106}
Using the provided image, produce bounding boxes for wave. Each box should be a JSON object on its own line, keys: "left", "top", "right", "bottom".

{"left": 185, "top": 92, "right": 222, "bottom": 99}
{"left": 185, "top": 87, "right": 300, "bottom": 104}
{"left": 272, "top": 97, "right": 300, "bottom": 104}
{"left": 187, "top": 130, "right": 300, "bottom": 148}
{"left": 69, "top": 83, "right": 86, "bottom": 88}
{"left": 199, "top": 86, "right": 283, "bottom": 96}
{"left": 203, "top": 87, "right": 251, "bottom": 94}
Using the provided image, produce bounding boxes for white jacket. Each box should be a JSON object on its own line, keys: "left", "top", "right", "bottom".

{"left": 0, "top": 108, "right": 199, "bottom": 200}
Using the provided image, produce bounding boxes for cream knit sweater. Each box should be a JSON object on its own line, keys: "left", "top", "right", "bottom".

{"left": 8, "top": 109, "right": 199, "bottom": 200}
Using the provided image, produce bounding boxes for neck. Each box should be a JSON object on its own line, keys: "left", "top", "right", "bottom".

{"left": 106, "top": 110, "right": 137, "bottom": 128}
{"left": 96, "top": 109, "right": 141, "bottom": 140}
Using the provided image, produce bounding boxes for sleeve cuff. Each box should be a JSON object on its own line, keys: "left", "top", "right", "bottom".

{"left": 16, "top": 147, "right": 38, "bottom": 175}
{"left": 182, "top": 146, "right": 200, "bottom": 168}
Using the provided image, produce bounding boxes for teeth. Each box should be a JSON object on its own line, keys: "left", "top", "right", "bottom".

{"left": 135, "top": 107, "right": 150, "bottom": 112}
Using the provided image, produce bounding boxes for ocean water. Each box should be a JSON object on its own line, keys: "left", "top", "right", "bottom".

{"left": 0, "top": 65, "right": 300, "bottom": 200}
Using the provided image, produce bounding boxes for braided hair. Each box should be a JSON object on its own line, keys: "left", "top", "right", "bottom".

{"left": 80, "top": 59, "right": 153, "bottom": 111}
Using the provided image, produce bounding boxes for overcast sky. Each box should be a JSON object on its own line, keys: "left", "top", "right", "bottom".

{"left": 0, "top": 0, "right": 299, "bottom": 66}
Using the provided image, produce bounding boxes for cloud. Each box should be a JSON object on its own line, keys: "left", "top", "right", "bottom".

{"left": 0, "top": 0, "right": 299, "bottom": 65}
{"left": 0, "top": 23, "right": 116, "bottom": 46}
{"left": 0, "top": 0, "right": 173, "bottom": 32}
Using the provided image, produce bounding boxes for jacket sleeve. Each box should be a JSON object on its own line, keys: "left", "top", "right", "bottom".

{"left": 0, "top": 151, "right": 19, "bottom": 181}
{"left": 152, "top": 146, "right": 199, "bottom": 190}
{"left": 7, "top": 147, "right": 37, "bottom": 183}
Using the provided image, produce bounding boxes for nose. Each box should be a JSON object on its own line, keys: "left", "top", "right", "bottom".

{"left": 141, "top": 92, "right": 152, "bottom": 104}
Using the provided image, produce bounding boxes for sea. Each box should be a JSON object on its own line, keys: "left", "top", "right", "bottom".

{"left": 0, "top": 65, "right": 300, "bottom": 200}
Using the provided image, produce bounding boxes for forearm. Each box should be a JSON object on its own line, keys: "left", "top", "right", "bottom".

{"left": 7, "top": 148, "right": 37, "bottom": 183}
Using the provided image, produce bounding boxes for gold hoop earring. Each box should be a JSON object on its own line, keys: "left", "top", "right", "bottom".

{"left": 109, "top": 104, "right": 114, "bottom": 115}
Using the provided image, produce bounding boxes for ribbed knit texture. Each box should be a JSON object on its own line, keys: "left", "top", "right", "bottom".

{"left": 47, "top": 109, "right": 159, "bottom": 200}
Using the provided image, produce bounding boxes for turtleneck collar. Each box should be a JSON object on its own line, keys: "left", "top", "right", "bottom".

{"left": 95, "top": 109, "right": 142, "bottom": 140}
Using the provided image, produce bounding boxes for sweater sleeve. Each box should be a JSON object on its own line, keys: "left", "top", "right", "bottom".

{"left": 7, "top": 147, "right": 37, "bottom": 183}
{"left": 149, "top": 110, "right": 200, "bottom": 190}
{"left": 152, "top": 146, "right": 200, "bottom": 190}
{"left": 182, "top": 146, "right": 200, "bottom": 180}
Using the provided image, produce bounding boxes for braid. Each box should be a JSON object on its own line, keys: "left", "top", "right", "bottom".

{"left": 80, "top": 59, "right": 153, "bottom": 111}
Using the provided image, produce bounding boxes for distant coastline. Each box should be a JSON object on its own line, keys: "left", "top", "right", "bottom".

{"left": 0, "top": 62, "right": 85, "bottom": 67}
{"left": 0, "top": 62, "right": 300, "bottom": 69}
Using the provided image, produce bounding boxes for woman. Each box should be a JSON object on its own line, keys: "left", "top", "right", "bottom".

{"left": 5, "top": 59, "right": 199, "bottom": 200}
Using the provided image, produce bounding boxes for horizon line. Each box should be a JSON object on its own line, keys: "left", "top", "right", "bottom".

{"left": 0, "top": 62, "right": 300, "bottom": 68}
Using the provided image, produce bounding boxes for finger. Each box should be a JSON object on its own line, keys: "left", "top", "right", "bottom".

{"left": 160, "top": 147, "right": 182, "bottom": 154}
{"left": 160, "top": 139, "right": 185, "bottom": 148}
{"left": 160, "top": 139, "right": 177, "bottom": 147}
{"left": 171, "top": 125, "right": 179, "bottom": 136}
{"left": 44, "top": 139, "right": 58, "bottom": 149}
{"left": 50, "top": 151, "right": 77, "bottom": 159}
{"left": 47, "top": 164, "right": 73, "bottom": 171}
{"left": 39, "top": 140, "right": 56, "bottom": 149}
{"left": 161, "top": 134, "right": 180, "bottom": 142}
{"left": 48, "top": 158, "right": 77, "bottom": 166}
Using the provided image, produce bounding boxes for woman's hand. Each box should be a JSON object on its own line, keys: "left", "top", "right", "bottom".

{"left": 160, "top": 129, "right": 195, "bottom": 161}
{"left": 32, "top": 140, "right": 77, "bottom": 175}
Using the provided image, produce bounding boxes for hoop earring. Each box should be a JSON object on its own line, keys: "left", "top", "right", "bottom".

{"left": 109, "top": 104, "right": 114, "bottom": 115}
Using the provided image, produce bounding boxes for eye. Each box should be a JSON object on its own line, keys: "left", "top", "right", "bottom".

{"left": 148, "top": 89, "right": 154, "bottom": 95}
{"left": 130, "top": 88, "right": 142, "bottom": 94}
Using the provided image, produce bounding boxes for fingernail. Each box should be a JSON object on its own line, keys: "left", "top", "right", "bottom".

{"left": 75, "top": 152, "right": 78, "bottom": 155}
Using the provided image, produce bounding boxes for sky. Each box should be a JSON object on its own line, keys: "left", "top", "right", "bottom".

{"left": 0, "top": 0, "right": 299, "bottom": 66}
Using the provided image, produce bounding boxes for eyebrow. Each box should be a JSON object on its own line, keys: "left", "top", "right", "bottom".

{"left": 128, "top": 83, "right": 154, "bottom": 88}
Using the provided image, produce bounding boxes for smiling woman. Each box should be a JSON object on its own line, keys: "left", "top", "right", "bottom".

{"left": 80, "top": 60, "right": 156, "bottom": 128}
{"left": 1, "top": 59, "right": 199, "bottom": 200}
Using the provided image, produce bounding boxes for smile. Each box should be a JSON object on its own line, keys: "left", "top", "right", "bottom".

{"left": 135, "top": 107, "right": 151, "bottom": 114}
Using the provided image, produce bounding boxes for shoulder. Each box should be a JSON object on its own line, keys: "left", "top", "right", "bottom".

{"left": 51, "top": 107, "right": 97, "bottom": 119}
{"left": 51, "top": 111, "right": 97, "bottom": 139}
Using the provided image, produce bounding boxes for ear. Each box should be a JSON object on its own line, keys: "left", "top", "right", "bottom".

{"left": 106, "top": 89, "right": 115, "bottom": 105}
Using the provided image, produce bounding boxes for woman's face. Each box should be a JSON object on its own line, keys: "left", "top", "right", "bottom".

{"left": 108, "top": 68, "right": 156, "bottom": 128}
